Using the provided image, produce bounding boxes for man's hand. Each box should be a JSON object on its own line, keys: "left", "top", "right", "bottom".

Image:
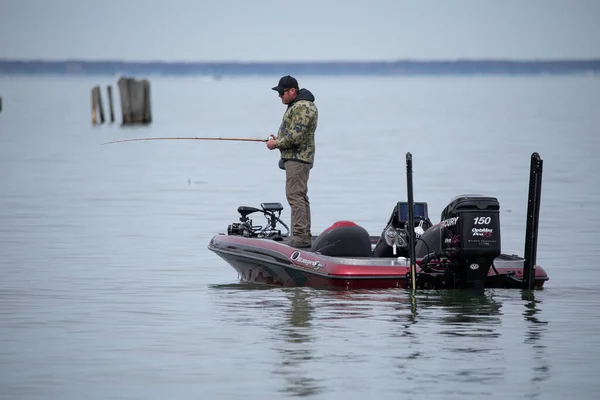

{"left": 266, "top": 134, "right": 277, "bottom": 150}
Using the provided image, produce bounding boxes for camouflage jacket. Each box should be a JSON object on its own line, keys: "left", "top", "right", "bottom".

{"left": 275, "top": 88, "right": 318, "bottom": 164}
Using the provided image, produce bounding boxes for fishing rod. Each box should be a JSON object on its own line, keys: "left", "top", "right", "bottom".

{"left": 101, "top": 137, "right": 268, "bottom": 145}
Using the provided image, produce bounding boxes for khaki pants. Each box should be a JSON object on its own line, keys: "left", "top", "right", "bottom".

{"left": 284, "top": 161, "right": 312, "bottom": 243}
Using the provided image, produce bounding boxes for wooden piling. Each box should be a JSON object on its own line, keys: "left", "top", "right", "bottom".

{"left": 118, "top": 77, "right": 132, "bottom": 125}
{"left": 129, "top": 79, "right": 143, "bottom": 123}
{"left": 118, "top": 77, "right": 152, "bottom": 125}
{"left": 107, "top": 85, "right": 115, "bottom": 123}
{"left": 91, "top": 86, "right": 105, "bottom": 124}
{"left": 0, "top": 96, "right": 3, "bottom": 113}
{"left": 97, "top": 86, "right": 105, "bottom": 124}
{"left": 142, "top": 80, "right": 152, "bottom": 124}
{"left": 91, "top": 87, "right": 97, "bottom": 124}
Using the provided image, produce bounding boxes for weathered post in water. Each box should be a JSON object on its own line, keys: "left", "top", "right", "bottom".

{"left": 91, "top": 86, "right": 105, "bottom": 125}
{"left": 117, "top": 77, "right": 152, "bottom": 125}
{"left": 91, "top": 89, "right": 97, "bottom": 124}
{"left": 142, "top": 80, "right": 152, "bottom": 124}
{"left": 107, "top": 85, "right": 115, "bottom": 123}
{"left": 0, "top": 96, "right": 3, "bottom": 114}
{"left": 117, "top": 78, "right": 131, "bottom": 125}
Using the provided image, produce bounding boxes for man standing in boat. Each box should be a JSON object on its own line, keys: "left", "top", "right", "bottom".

{"left": 266, "top": 75, "right": 318, "bottom": 249}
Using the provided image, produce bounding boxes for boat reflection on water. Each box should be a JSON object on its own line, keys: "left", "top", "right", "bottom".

{"left": 209, "top": 283, "right": 325, "bottom": 397}
{"left": 210, "top": 283, "right": 550, "bottom": 397}
{"left": 427, "top": 290, "right": 503, "bottom": 338}
{"left": 271, "top": 288, "right": 323, "bottom": 397}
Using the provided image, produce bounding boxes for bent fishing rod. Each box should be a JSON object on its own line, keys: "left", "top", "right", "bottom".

{"left": 101, "top": 137, "right": 269, "bottom": 145}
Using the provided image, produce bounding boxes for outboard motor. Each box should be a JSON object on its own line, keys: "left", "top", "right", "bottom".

{"left": 439, "top": 194, "right": 501, "bottom": 289}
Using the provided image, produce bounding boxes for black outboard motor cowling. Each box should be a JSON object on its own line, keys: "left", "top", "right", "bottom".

{"left": 440, "top": 195, "right": 501, "bottom": 289}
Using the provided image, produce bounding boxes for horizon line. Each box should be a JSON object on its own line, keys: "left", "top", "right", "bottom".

{"left": 2, "top": 57, "right": 600, "bottom": 64}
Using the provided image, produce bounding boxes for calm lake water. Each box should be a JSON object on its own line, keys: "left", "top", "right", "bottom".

{"left": 1, "top": 74, "right": 599, "bottom": 399}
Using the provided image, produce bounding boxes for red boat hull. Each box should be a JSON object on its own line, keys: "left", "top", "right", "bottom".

{"left": 208, "top": 234, "right": 549, "bottom": 289}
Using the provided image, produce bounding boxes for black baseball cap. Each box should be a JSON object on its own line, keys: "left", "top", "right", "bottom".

{"left": 272, "top": 75, "right": 299, "bottom": 92}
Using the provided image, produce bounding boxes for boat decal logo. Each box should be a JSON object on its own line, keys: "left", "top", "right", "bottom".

{"left": 444, "top": 235, "right": 461, "bottom": 244}
{"left": 441, "top": 216, "right": 459, "bottom": 228}
{"left": 291, "top": 251, "right": 324, "bottom": 270}
{"left": 472, "top": 228, "right": 493, "bottom": 237}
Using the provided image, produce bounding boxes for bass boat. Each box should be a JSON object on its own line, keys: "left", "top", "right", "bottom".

{"left": 208, "top": 152, "right": 547, "bottom": 290}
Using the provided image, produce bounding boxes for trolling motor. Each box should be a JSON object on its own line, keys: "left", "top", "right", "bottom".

{"left": 227, "top": 202, "right": 290, "bottom": 238}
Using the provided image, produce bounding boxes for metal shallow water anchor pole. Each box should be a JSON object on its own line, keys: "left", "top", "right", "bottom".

{"left": 101, "top": 137, "right": 268, "bottom": 145}
{"left": 406, "top": 152, "right": 417, "bottom": 291}
{"left": 523, "top": 152, "right": 544, "bottom": 290}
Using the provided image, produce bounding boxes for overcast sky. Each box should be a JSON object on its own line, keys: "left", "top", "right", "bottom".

{"left": 1, "top": 0, "right": 598, "bottom": 61}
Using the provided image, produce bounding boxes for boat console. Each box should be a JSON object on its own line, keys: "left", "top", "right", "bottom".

{"left": 372, "top": 201, "right": 433, "bottom": 258}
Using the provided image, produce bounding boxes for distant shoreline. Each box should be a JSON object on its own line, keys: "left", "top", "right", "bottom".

{"left": 1, "top": 59, "right": 599, "bottom": 76}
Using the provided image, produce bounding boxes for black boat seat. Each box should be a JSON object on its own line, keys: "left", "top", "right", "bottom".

{"left": 312, "top": 221, "right": 372, "bottom": 257}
